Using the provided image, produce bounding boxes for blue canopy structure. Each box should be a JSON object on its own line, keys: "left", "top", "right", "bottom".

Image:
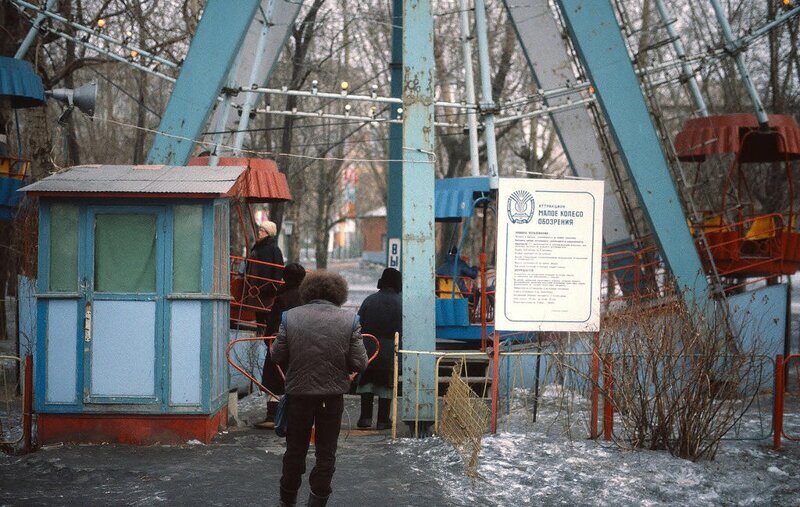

{"left": 0, "top": 57, "right": 45, "bottom": 108}
{"left": 434, "top": 176, "right": 491, "bottom": 221}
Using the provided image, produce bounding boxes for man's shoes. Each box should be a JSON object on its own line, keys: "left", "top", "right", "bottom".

{"left": 307, "top": 491, "right": 329, "bottom": 507}
{"left": 376, "top": 420, "right": 392, "bottom": 431}
{"left": 279, "top": 487, "right": 297, "bottom": 506}
{"left": 356, "top": 418, "right": 372, "bottom": 429}
{"left": 255, "top": 420, "right": 275, "bottom": 429}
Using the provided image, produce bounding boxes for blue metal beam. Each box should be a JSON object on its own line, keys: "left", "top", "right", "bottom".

{"left": 555, "top": 0, "right": 710, "bottom": 303}
{"left": 14, "top": 0, "right": 58, "bottom": 59}
{"left": 401, "top": 0, "right": 436, "bottom": 425}
{"left": 387, "top": 0, "right": 403, "bottom": 261}
{"left": 146, "top": 0, "right": 260, "bottom": 165}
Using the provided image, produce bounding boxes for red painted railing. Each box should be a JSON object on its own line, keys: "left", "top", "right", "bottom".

{"left": 225, "top": 334, "right": 381, "bottom": 399}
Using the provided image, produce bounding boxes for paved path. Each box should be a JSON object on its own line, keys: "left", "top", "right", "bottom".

{"left": 0, "top": 396, "right": 450, "bottom": 506}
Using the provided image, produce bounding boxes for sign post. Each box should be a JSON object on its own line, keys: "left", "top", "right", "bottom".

{"left": 492, "top": 177, "right": 605, "bottom": 432}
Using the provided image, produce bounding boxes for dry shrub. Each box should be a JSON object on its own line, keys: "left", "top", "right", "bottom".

{"left": 600, "top": 294, "right": 764, "bottom": 460}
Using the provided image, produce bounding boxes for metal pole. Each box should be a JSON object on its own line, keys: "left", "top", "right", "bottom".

{"left": 707, "top": 0, "right": 769, "bottom": 127}
{"left": 233, "top": 6, "right": 274, "bottom": 154}
{"left": 244, "top": 86, "right": 474, "bottom": 109}
{"left": 740, "top": 5, "right": 800, "bottom": 48}
{"left": 459, "top": 0, "right": 480, "bottom": 176}
{"left": 387, "top": 0, "right": 403, "bottom": 265}
{"left": 653, "top": 0, "right": 708, "bottom": 117}
{"left": 33, "top": 23, "right": 175, "bottom": 82}
{"left": 13, "top": 0, "right": 178, "bottom": 68}
{"left": 209, "top": 95, "right": 236, "bottom": 165}
{"left": 490, "top": 330, "right": 500, "bottom": 433}
{"left": 401, "top": 0, "right": 436, "bottom": 430}
{"left": 23, "top": 355, "right": 33, "bottom": 452}
{"left": 773, "top": 354, "right": 785, "bottom": 450}
{"left": 14, "top": 0, "right": 57, "bottom": 59}
{"left": 391, "top": 332, "right": 399, "bottom": 439}
{"left": 473, "top": 0, "right": 499, "bottom": 188}
{"left": 603, "top": 353, "right": 614, "bottom": 441}
{"left": 590, "top": 332, "right": 600, "bottom": 439}
{"left": 209, "top": 50, "right": 246, "bottom": 165}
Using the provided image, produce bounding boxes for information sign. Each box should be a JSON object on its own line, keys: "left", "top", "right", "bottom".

{"left": 495, "top": 178, "right": 604, "bottom": 332}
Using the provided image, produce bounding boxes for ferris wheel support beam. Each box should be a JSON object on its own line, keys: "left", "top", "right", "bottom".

{"left": 653, "top": 0, "right": 709, "bottom": 117}
{"left": 708, "top": 0, "right": 769, "bottom": 127}
{"left": 146, "top": 0, "right": 260, "bottom": 165}
{"left": 556, "top": 0, "right": 711, "bottom": 305}
{"left": 474, "top": 0, "right": 500, "bottom": 189}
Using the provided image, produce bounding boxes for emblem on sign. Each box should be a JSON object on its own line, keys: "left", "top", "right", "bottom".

{"left": 507, "top": 190, "right": 535, "bottom": 224}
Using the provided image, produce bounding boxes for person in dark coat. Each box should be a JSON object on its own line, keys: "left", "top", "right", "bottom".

{"left": 247, "top": 221, "right": 284, "bottom": 325}
{"left": 256, "top": 263, "right": 306, "bottom": 430}
{"left": 356, "top": 268, "right": 402, "bottom": 430}
{"left": 271, "top": 271, "right": 368, "bottom": 507}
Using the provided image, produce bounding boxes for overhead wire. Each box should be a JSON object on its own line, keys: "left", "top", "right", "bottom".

{"left": 92, "top": 115, "right": 436, "bottom": 165}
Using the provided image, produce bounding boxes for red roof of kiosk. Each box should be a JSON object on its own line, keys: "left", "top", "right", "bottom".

{"left": 188, "top": 157, "right": 291, "bottom": 202}
{"left": 674, "top": 114, "right": 800, "bottom": 163}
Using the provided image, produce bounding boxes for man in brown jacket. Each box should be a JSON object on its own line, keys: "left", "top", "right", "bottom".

{"left": 271, "top": 271, "right": 368, "bottom": 507}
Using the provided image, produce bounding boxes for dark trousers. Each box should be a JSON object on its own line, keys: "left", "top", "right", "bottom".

{"left": 280, "top": 394, "right": 344, "bottom": 497}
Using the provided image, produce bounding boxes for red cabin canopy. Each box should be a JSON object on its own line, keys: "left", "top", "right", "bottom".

{"left": 674, "top": 114, "right": 800, "bottom": 163}
{"left": 188, "top": 156, "right": 292, "bottom": 202}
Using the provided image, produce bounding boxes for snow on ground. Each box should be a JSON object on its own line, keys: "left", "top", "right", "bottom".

{"left": 392, "top": 386, "right": 800, "bottom": 505}
{"left": 329, "top": 264, "right": 800, "bottom": 505}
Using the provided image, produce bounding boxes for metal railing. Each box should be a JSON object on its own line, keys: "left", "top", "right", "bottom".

{"left": 226, "top": 334, "right": 380, "bottom": 399}
{"left": 0, "top": 355, "right": 32, "bottom": 452}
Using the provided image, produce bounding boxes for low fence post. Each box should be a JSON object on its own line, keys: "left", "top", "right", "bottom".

{"left": 603, "top": 353, "right": 614, "bottom": 441}
{"left": 491, "top": 330, "right": 500, "bottom": 434}
{"left": 590, "top": 333, "right": 600, "bottom": 439}
{"left": 23, "top": 355, "right": 33, "bottom": 453}
{"left": 774, "top": 354, "right": 785, "bottom": 451}
{"left": 392, "top": 333, "right": 399, "bottom": 439}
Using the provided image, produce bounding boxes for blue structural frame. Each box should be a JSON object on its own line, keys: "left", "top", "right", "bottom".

{"left": 555, "top": 0, "right": 710, "bottom": 305}
{"left": 146, "top": 0, "right": 261, "bottom": 165}
{"left": 401, "top": 0, "right": 437, "bottom": 423}
{"left": 34, "top": 198, "right": 229, "bottom": 415}
{"left": 386, "top": 0, "right": 404, "bottom": 263}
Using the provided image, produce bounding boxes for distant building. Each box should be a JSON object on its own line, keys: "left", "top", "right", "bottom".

{"left": 360, "top": 206, "right": 386, "bottom": 265}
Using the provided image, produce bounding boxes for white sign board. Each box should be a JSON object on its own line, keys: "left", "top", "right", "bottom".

{"left": 387, "top": 238, "right": 401, "bottom": 270}
{"left": 495, "top": 178, "right": 604, "bottom": 332}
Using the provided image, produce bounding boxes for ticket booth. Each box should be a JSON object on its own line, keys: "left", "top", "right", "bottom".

{"left": 22, "top": 164, "right": 253, "bottom": 444}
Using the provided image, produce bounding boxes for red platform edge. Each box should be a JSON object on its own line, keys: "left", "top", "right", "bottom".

{"left": 38, "top": 406, "right": 228, "bottom": 446}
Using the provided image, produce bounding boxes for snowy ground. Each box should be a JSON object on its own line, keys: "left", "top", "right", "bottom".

{"left": 393, "top": 386, "right": 800, "bottom": 505}
{"left": 1, "top": 380, "right": 799, "bottom": 504}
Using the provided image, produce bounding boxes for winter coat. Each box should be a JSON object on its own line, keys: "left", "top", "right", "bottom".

{"left": 271, "top": 300, "right": 368, "bottom": 396}
{"left": 248, "top": 236, "right": 284, "bottom": 282}
{"left": 246, "top": 236, "right": 284, "bottom": 309}
{"left": 265, "top": 285, "right": 303, "bottom": 336}
{"left": 357, "top": 288, "right": 402, "bottom": 388}
{"left": 261, "top": 284, "right": 304, "bottom": 396}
